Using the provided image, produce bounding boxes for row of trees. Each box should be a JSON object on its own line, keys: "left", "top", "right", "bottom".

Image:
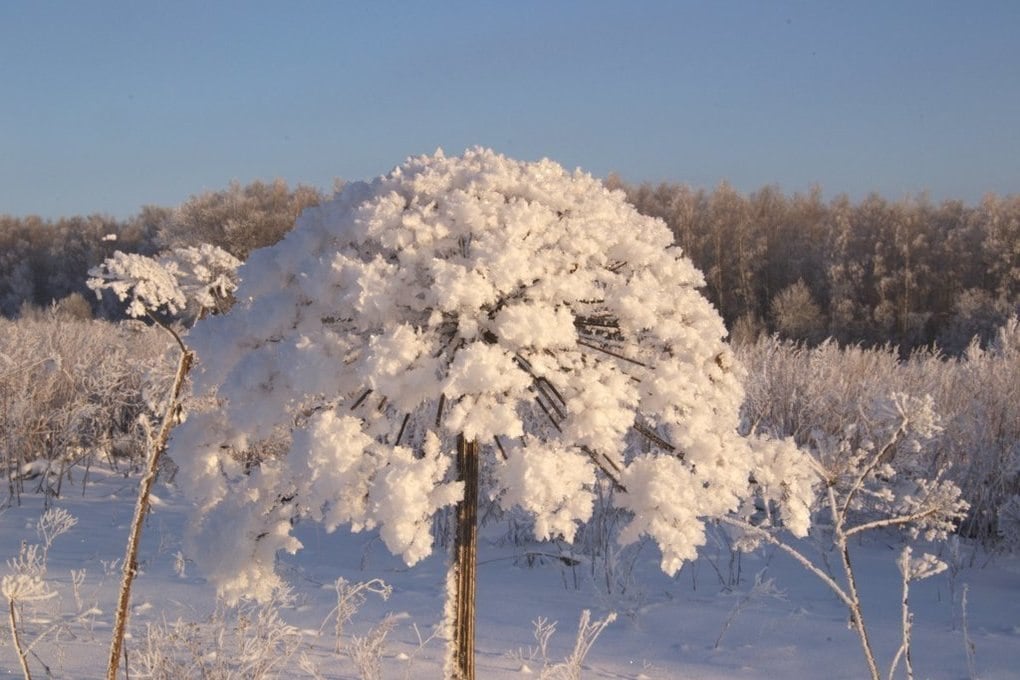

{"left": 3, "top": 176, "right": 1018, "bottom": 353}
{"left": 0, "top": 179, "right": 323, "bottom": 318}
{"left": 611, "top": 178, "right": 1020, "bottom": 352}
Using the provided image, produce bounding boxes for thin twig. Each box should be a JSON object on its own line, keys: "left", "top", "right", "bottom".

{"left": 395, "top": 413, "right": 411, "bottom": 447}
{"left": 350, "top": 389, "right": 373, "bottom": 411}
{"left": 632, "top": 420, "right": 677, "bottom": 454}
{"left": 8, "top": 597, "right": 32, "bottom": 680}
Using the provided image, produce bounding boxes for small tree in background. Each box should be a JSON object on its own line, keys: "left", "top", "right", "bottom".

{"left": 169, "top": 149, "right": 811, "bottom": 679}
{"left": 771, "top": 279, "right": 827, "bottom": 345}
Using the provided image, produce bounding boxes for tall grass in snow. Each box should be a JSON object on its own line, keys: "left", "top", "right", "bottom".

{"left": 0, "top": 312, "right": 172, "bottom": 506}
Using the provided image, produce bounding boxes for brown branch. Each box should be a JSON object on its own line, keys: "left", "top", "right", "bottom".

{"left": 533, "top": 394, "right": 562, "bottom": 433}
{"left": 493, "top": 436, "right": 508, "bottom": 461}
{"left": 580, "top": 445, "right": 626, "bottom": 492}
{"left": 435, "top": 393, "right": 446, "bottom": 429}
{"left": 534, "top": 381, "right": 565, "bottom": 420}
{"left": 350, "top": 389, "right": 373, "bottom": 411}
{"left": 576, "top": 339, "right": 648, "bottom": 368}
{"left": 512, "top": 354, "right": 568, "bottom": 412}
{"left": 633, "top": 420, "right": 680, "bottom": 457}
{"left": 573, "top": 316, "right": 620, "bottom": 329}
{"left": 395, "top": 413, "right": 411, "bottom": 447}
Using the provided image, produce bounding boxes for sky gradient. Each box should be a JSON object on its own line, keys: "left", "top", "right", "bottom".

{"left": 2, "top": 1, "right": 1019, "bottom": 219}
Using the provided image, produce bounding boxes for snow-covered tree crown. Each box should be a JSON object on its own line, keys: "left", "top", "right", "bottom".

{"left": 170, "top": 148, "right": 809, "bottom": 603}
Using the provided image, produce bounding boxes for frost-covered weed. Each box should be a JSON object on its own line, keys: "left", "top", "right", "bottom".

{"left": 132, "top": 593, "right": 303, "bottom": 680}
{"left": 87, "top": 243, "right": 240, "bottom": 322}
{"left": 319, "top": 576, "right": 392, "bottom": 654}
{"left": 739, "top": 320, "right": 1020, "bottom": 544}
{"left": 728, "top": 388, "right": 969, "bottom": 680}
{"left": 169, "top": 149, "right": 816, "bottom": 680}
{"left": 713, "top": 568, "right": 786, "bottom": 649}
{"left": 88, "top": 243, "right": 241, "bottom": 680}
{"left": 506, "top": 609, "right": 616, "bottom": 680}
{"left": 2, "top": 508, "right": 104, "bottom": 680}
{"left": 134, "top": 579, "right": 416, "bottom": 680}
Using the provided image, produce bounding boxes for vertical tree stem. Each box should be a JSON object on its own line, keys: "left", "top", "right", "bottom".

{"left": 106, "top": 345, "right": 193, "bottom": 680}
{"left": 450, "top": 434, "right": 479, "bottom": 680}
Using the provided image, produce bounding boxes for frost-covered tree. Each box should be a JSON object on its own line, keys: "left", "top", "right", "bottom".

{"left": 155, "top": 179, "right": 324, "bottom": 260}
{"left": 771, "top": 279, "right": 827, "bottom": 345}
{"left": 169, "top": 149, "right": 809, "bottom": 678}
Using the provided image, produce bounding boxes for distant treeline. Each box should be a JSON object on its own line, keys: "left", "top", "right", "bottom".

{"left": 0, "top": 179, "right": 323, "bottom": 320}
{"left": 3, "top": 177, "right": 1018, "bottom": 353}
{"left": 610, "top": 177, "right": 1019, "bottom": 353}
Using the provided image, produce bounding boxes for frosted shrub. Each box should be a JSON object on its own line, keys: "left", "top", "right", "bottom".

{"left": 169, "top": 148, "right": 810, "bottom": 677}
{"left": 947, "top": 318, "right": 1020, "bottom": 539}
{"left": 997, "top": 495, "right": 1020, "bottom": 551}
{"left": 728, "top": 390, "right": 968, "bottom": 680}
{"left": 0, "top": 313, "right": 170, "bottom": 504}
{"left": 740, "top": 318, "right": 1020, "bottom": 544}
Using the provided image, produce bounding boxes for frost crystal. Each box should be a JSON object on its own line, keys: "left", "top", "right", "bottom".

{"left": 171, "top": 148, "right": 804, "bottom": 602}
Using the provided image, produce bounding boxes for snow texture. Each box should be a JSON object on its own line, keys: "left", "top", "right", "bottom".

{"left": 170, "top": 148, "right": 811, "bottom": 603}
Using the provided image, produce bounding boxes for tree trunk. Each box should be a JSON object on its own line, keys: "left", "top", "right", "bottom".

{"left": 450, "top": 434, "right": 479, "bottom": 680}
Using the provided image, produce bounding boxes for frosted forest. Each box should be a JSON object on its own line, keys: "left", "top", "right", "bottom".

{"left": 2, "top": 150, "right": 1019, "bottom": 678}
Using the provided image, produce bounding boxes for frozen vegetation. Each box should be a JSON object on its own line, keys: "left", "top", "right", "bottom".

{"left": 1, "top": 150, "right": 1019, "bottom": 678}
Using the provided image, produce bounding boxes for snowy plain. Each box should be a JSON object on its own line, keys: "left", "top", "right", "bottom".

{"left": 2, "top": 464, "right": 1019, "bottom": 679}
{"left": 5, "top": 149, "right": 1019, "bottom": 679}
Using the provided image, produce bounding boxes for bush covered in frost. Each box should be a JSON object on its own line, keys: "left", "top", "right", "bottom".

{"left": 739, "top": 317, "right": 1020, "bottom": 544}
{"left": 0, "top": 312, "right": 173, "bottom": 504}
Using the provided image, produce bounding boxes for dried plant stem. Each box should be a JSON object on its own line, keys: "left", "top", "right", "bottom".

{"left": 888, "top": 549, "right": 914, "bottom": 680}
{"left": 827, "top": 484, "right": 880, "bottom": 680}
{"left": 449, "top": 434, "right": 479, "bottom": 680}
{"left": 106, "top": 327, "right": 193, "bottom": 680}
{"left": 720, "top": 483, "right": 884, "bottom": 680}
{"left": 8, "top": 597, "right": 32, "bottom": 680}
{"left": 961, "top": 584, "right": 978, "bottom": 680}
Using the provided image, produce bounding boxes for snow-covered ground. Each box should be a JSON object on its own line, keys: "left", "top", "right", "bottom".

{"left": 2, "top": 466, "right": 1018, "bottom": 679}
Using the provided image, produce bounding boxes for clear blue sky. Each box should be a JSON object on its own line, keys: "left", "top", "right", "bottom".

{"left": 2, "top": 1, "right": 1018, "bottom": 219}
